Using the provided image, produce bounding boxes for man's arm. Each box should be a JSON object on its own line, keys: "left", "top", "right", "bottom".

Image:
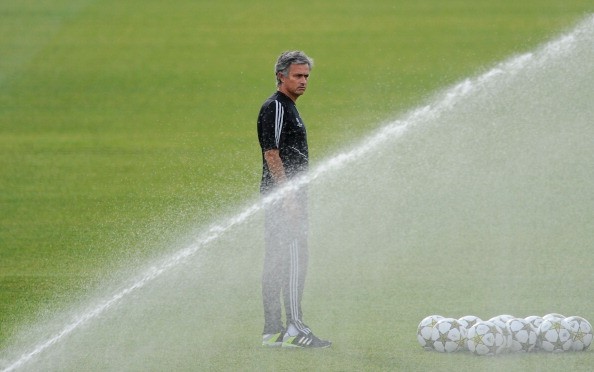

{"left": 264, "top": 149, "right": 299, "bottom": 214}
{"left": 264, "top": 149, "right": 287, "bottom": 184}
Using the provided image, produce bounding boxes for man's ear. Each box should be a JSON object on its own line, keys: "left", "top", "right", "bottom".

{"left": 277, "top": 72, "right": 284, "bottom": 84}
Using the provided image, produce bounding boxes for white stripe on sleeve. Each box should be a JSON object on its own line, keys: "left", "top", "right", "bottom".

{"left": 274, "top": 100, "right": 284, "bottom": 148}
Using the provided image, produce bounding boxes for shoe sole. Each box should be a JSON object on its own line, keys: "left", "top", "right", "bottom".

{"left": 282, "top": 341, "right": 332, "bottom": 349}
{"left": 282, "top": 343, "right": 331, "bottom": 349}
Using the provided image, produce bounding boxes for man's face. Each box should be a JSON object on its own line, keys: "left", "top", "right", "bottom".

{"left": 278, "top": 63, "right": 310, "bottom": 101}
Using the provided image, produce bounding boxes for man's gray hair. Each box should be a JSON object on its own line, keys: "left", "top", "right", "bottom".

{"left": 275, "top": 51, "right": 314, "bottom": 86}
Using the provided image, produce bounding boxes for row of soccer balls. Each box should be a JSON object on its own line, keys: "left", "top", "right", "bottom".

{"left": 417, "top": 313, "right": 592, "bottom": 355}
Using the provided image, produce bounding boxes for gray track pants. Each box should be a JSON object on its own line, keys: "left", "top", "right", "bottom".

{"left": 262, "top": 190, "right": 309, "bottom": 335}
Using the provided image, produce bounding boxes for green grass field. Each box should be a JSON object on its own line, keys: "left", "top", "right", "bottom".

{"left": 1, "top": 0, "right": 594, "bottom": 370}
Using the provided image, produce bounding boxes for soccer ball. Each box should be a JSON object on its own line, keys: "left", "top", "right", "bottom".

{"left": 431, "top": 318, "right": 465, "bottom": 353}
{"left": 565, "top": 316, "right": 593, "bottom": 351}
{"left": 417, "top": 315, "right": 443, "bottom": 350}
{"left": 489, "top": 315, "right": 514, "bottom": 351}
{"left": 524, "top": 315, "right": 544, "bottom": 348}
{"left": 466, "top": 320, "right": 507, "bottom": 356}
{"left": 543, "top": 313, "right": 566, "bottom": 321}
{"left": 538, "top": 318, "right": 573, "bottom": 352}
{"left": 458, "top": 316, "right": 482, "bottom": 350}
{"left": 525, "top": 315, "right": 544, "bottom": 330}
{"left": 506, "top": 318, "right": 537, "bottom": 353}
{"left": 458, "top": 315, "right": 482, "bottom": 330}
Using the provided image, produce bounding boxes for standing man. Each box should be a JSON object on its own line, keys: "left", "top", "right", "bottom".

{"left": 257, "top": 51, "right": 331, "bottom": 348}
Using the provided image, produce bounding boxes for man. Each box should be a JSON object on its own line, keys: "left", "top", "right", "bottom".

{"left": 257, "top": 51, "right": 331, "bottom": 348}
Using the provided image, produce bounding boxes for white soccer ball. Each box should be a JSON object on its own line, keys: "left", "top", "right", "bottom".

{"left": 506, "top": 318, "right": 537, "bottom": 353}
{"left": 466, "top": 320, "right": 507, "bottom": 356}
{"left": 458, "top": 315, "right": 482, "bottom": 330}
{"left": 538, "top": 318, "right": 573, "bottom": 352}
{"left": 489, "top": 315, "right": 514, "bottom": 351}
{"left": 431, "top": 318, "right": 465, "bottom": 353}
{"left": 565, "top": 316, "right": 593, "bottom": 351}
{"left": 417, "top": 315, "right": 443, "bottom": 351}
{"left": 525, "top": 315, "right": 544, "bottom": 330}
{"left": 524, "top": 315, "right": 544, "bottom": 349}
{"left": 458, "top": 315, "right": 482, "bottom": 351}
{"left": 543, "top": 313, "right": 566, "bottom": 321}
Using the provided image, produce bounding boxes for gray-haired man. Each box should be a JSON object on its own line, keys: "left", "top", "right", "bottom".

{"left": 257, "top": 51, "right": 331, "bottom": 348}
